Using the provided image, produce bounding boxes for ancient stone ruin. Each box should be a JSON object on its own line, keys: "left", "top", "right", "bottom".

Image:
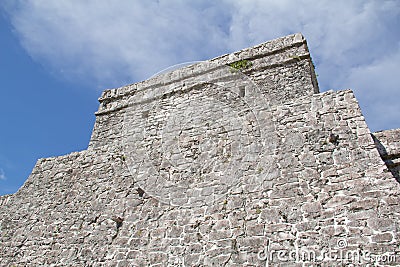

{"left": 1, "top": 33, "right": 399, "bottom": 266}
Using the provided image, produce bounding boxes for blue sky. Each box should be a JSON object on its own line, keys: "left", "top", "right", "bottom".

{"left": 1, "top": 0, "right": 399, "bottom": 195}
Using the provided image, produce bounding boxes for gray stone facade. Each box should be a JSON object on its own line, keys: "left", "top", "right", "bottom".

{"left": 1, "top": 33, "right": 399, "bottom": 266}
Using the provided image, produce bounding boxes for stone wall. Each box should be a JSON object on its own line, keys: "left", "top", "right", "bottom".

{"left": 1, "top": 34, "right": 400, "bottom": 266}
{"left": 89, "top": 33, "right": 318, "bottom": 150}
{"left": 0, "top": 194, "right": 11, "bottom": 207}
{"left": 372, "top": 129, "right": 400, "bottom": 181}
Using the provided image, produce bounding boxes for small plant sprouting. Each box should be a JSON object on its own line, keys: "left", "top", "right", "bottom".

{"left": 229, "top": 59, "right": 253, "bottom": 72}
{"left": 289, "top": 55, "right": 301, "bottom": 61}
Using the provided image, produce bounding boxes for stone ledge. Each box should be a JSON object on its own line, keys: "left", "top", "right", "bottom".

{"left": 372, "top": 129, "right": 400, "bottom": 157}
{"left": 95, "top": 33, "right": 317, "bottom": 115}
{"left": 372, "top": 129, "right": 400, "bottom": 180}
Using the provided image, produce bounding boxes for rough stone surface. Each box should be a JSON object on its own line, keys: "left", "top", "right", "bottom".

{"left": 1, "top": 33, "right": 400, "bottom": 266}
{"left": 373, "top": 129, "right": 400, "bottom": 181}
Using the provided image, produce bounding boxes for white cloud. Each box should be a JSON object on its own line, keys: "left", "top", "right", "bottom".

{"left": 345, "top": 44, "right": 400, "bottom": 131}
{"left": 0, "top": 169, "right": 6, "bottom": 181}
{"left": 227, "top": 0, "right": 400, "bottom": 86}
{"left": 1, "top": 1, "right": 234, "bottom": 88}
{"left": 1, "top": 0, "right": 400, "bottom": 131}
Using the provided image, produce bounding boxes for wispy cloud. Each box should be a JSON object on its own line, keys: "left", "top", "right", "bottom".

{"left": 1, "top": 0, "right": 399, "bottom": 131}
{"left": 0, "top": 168, "right": 6, "bottom": 180}
{"left": 1, "top": 1, "right": 234, "bottom": 88}
{"left": 344, "top": 44, "right": 400, "bottom": 131}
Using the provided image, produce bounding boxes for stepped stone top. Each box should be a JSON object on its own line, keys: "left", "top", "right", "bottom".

{"left": 94, "top": 33, "right": 318, "bottom": 117}
{"left": 98, "top": 33, "right": 313, "bottom": 100}
{"left": 1, "top": 33, "right": 400, "bottom": 266}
